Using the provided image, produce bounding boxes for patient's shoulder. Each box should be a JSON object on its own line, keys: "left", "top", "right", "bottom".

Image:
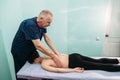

{"left": 41, "top": 58, "right": 56, "bottom": 67}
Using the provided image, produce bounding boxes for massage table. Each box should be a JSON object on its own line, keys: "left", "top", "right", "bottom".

{"left": 17, "top": 57, "right": 120, "bottom": 80}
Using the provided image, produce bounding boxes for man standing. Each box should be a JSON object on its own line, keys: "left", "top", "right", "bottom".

{"left": 11, "top": 10, "right": 62, "bottom": 80}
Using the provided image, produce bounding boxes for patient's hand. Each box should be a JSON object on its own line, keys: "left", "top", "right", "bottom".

{"left": 73, "top": 67, "right": 84, "bottom": 72}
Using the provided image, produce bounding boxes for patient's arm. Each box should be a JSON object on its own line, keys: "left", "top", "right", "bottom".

{"left": 41, "top": 62, "right": 84, "bottom": 73}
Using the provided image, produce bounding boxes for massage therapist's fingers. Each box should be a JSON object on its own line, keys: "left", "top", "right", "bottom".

{"left": 52, "top": 54, "right": 63, "bottom": 67}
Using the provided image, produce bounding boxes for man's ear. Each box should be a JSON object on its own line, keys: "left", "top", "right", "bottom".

{"left": 37, "top": 16, "right": 44, "bottom": 22}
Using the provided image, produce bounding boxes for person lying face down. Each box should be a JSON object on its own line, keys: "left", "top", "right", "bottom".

{"left": 28, "top": 51, "right": 120, "bottom": 73}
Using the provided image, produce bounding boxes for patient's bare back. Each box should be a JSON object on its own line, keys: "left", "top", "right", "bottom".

{"left": 41, "top": 54, "right": 69, "bottom": 68}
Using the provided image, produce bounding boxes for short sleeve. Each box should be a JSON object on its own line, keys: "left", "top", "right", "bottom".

{"left": 22, "top": 21, "right": 39, "bottom": 40}
{"left": 44, "top": 28, "right": 47, "bottom": 33}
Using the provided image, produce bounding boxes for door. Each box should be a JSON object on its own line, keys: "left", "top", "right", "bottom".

{"left": 67, "top": 0, "right": 109, "bottom": 56}
{"left": 103, "top": 0, "right": 120, "bottom": 57}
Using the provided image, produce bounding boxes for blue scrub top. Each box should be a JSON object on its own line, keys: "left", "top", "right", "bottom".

{"left": 11, "top": 17, "right": 47, "bottom": 58}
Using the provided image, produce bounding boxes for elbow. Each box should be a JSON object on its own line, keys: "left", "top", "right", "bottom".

{"left": 35, "top": 44, "right": 44, "bottom": 51}
{"left": 34, "top": 44, "right": 41, "bottom": 49}
{"left": 41, "top": 64, "right": 47, "bottom": 71}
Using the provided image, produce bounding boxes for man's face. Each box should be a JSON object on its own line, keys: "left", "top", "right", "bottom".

{"left": 37, "top": 14, "right": 52, "bottom": 28}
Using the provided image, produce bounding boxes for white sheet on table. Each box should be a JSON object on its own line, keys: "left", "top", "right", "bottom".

{"left": 17, "top": 61, "right": 120, "bottom": 80}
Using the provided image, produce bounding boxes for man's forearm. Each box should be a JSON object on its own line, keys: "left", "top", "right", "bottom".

{"left": 47, "top": 42, "right": 59, "bottom": 54}
{"left": 36, "top": 44, "right": 54, "bottom": 58}
{"left": 44, "top": 34, "right": 59, "bottom": 54}
{"left": 32, "top": 39, "right": 54, "bottom": 58}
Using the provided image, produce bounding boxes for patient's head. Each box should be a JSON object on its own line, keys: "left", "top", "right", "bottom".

{"left": 28, "top": 51, "right": 43, "bottom": 64}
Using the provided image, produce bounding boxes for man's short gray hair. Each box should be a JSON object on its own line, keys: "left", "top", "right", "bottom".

{"left": 39, "top": 10, "right": 53, "bottom": 17}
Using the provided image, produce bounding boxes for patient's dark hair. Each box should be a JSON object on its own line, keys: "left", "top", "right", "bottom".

{"left": 28, "top": 50, "right": 40, "bottom": 64}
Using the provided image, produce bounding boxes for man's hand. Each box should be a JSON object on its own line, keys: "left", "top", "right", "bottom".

{"left": 52, "top": 54, "right": 63, "bottom": 68}
{"left": 73, "top": 67, "right": 84, "bottom": 72}
{"left": 54, "top": 51, "right": 60, "bottom": 55}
